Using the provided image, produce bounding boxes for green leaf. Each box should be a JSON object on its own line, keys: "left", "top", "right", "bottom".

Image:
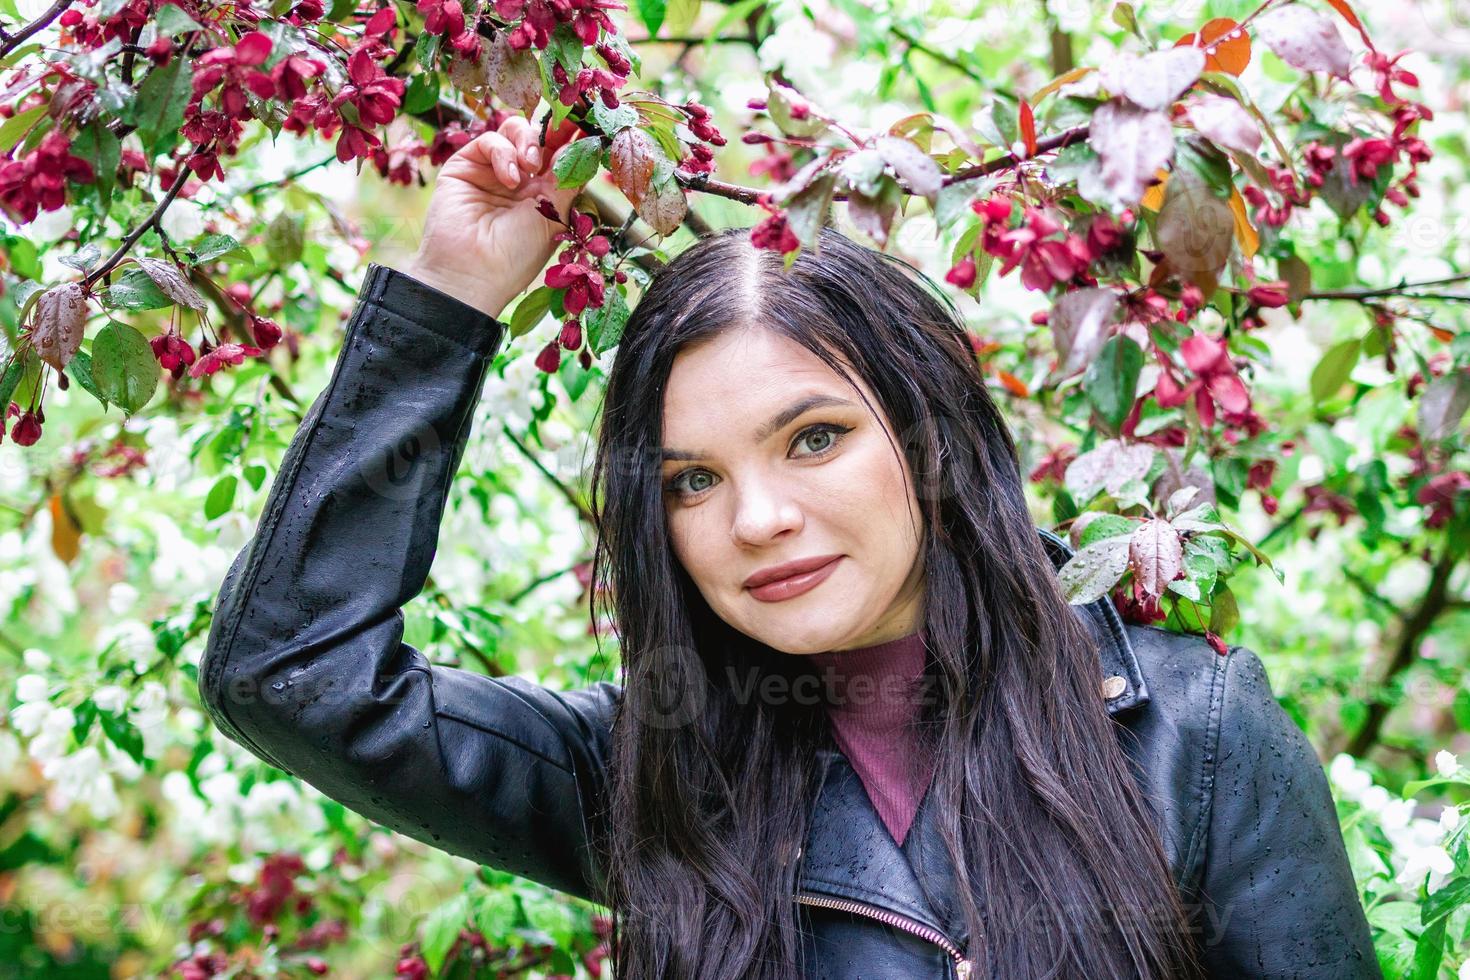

{"left": 0, "top": 104, "right": 47, "bottom": 154}
{"left": 554, "top": 136, "right": 604, "bottom": 188}
{"left": 99, "top": 710, "right": 146, "bottom": 766}
{"left": 590, "top": 100, "right": 638, "bottom": 134}
{"left": 416, "top": 30, "right": 441, "bottom": 71}
{"left": 587, "top": 288, "right": 629, "bottom": 354}
{"left": 509, "top": 286, "right": 553, "bottom": 339}
{"left": 65, "top": 350, "right": 110, "bottom": 409}
{"left": 1410, "top": 913, "right": 1446, "bottom": 980}
{"left": 473, "top": 890, "right": 518, "bottom": 941}
{"left": 1057, "top": 535, "right": 1131, "bottom": 604}
{"left": 90, "top": 321, "right": 159, "bottom": 415}
{"left": 402, "top": 72, "right": 440, "bottom": 114}
{"left": 934, "top": 175, "right": 998, "bottom": 229}
{"left": 636, "top": 0, "right": 668, "bottom": 35}
{"left": 154, "top": 2, "right": 204, "bottom": 34}
{"left": 1077, "top": 513, "right": 1135, "bottom": 548}
{"left": 130, "top": 56, "right": 193, "bottom": 154}
{"left": 243, "top": 464, "right": 267, "bottom": 490}
{"left": 72, "top": 698, "right": 98, "bottom": 742}
{"left": 188, "top": 233, "right": 251, "bottom": 265}
{"left": 266, "top": 212, "right": 305, "bottom": 267}
{"left": 665, "top": 0, "right": 700, "bottom": 34}
{"left": 69, "top": 122, "right": 120, "bottom": 210}
{"left": 1422, "top": 875, "right": 1470, "bottom": 926}
{"left": 103, "top": 269, "right": 173, "bottom": 311}
{"left": 420, "top": 893, "right": 470, "bottom": 975}
{"left": 0, "top": 354, "right": 25, "bottom": 414}
{"left": 204, "top": 474, "right": 237, "bottom": 520}
{"left": 1084, "top": 335, "right": 1143, "bottom": 430}
{"left": 1310, "top": 337, "right": 1362, "bottom": 404}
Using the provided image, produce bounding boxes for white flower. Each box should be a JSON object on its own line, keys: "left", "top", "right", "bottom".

{"left": 1360, "top": 784, "right": 1390, "bottom": 815}
{"left": 22, "top": 648, "right": 50, "bottom": 671}
{"left": 1436, "top": 750, "right": 1459, "bottom": 778}
{"left": 107, "top": 583, "right": 140, "bottom": 615}
{"left": 1440, "top": 806, "right": 1462, "bottom": 836}
{"left": 93, "top": 684, "right": 129, "bottom": 714}
{"left": 0, "top": 729, "right": 21, "bottom": 775}
{"left": 26, "top": 706, "right": 75, "bottom": 763}
{"left": 1459, "top": 957, "right": 1470, "bottom": 980}
{"left": 1330, "top": 753, "right": 1373, "bottom": 800}
{"left": 1396, "top": 842, "right": 1454, "bottom": 887}
{"left": 9, "top": 700, "right": 50, "bottom": 736}
{"left": 41, "top": 746, "right": 121, "bottom": 820}
{"left": 15, "top": 674, "right": 50, "bottom": 703}
{"left": 1378, "top": 798, "right": 1415, "bottom": 832}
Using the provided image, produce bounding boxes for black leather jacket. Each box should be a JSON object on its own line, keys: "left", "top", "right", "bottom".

{"left": 198, "top": 263, "right": 1382, "bottom": 979}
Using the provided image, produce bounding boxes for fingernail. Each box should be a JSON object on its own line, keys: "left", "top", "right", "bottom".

{"left": 527, "top": 147, "right": 542, "bottom": 167}
{"left": 508, "top": 163, "right": 520, "bottom": 183}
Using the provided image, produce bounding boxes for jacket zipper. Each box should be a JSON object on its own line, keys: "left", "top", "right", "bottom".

{"left": 793, "top": 891, "right": 974, "bottom": 978}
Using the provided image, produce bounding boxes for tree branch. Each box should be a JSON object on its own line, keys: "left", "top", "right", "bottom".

{"left": 0, "top": 0, "right": 73, "bottom": 58}
{"left": 1343, "top": 538, "right": 1463, "bottom": 758}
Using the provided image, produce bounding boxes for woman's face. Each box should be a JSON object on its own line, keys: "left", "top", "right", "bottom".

{"left": 659, "top": 324, "right": 926, "bottom": 655}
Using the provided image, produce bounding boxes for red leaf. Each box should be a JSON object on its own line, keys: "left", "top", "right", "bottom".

{"left": 1323, "top": 0, "right": 1374, "bottom": 50}
{"left": 1019, "top": 99, "right": 1037, "bottom": 158}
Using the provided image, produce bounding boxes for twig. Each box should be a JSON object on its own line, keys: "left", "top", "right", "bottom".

{"left": 1343, "top": 537, "right": 1463, "bottom": 757}
{"left": 83, "top": 163, "right": 194, "bottom": 289}
{"left": 500, "top": 422, "right": 596, "bottom": 527}
{"left": 0, "top": 0, "right": 73, "bottom": 58}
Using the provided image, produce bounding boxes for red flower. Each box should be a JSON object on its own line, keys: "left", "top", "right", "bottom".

{"left": 1153, "top": 331, "right": 1250, "bottom": 429}
{"left": 189, "top": 341, "right": 264, "bottom": 378}
{"left": 250, "top": 316, "right": 283, "bottom": 349}
{"left": 326, "top": 48, "right": 406, "bottom": 163}
{"left": 270, "top": 54, "right": 326, "bottom": 102}
{"left": 945, "top": 256, "right": 977, "bottom": 289}
{"left": 1416, "top": 471, "right": 1470, "bottom": 530}
{"left": 150, "top": 332, "right": 198, "bottom": 379}
{"left": 1246, "top": 281, "right": 1291, "bottom": 308}
{"left": 544, "top": 255, "right": 605, "bottom": 315}
{"left": 0, "top": 130, "right": 97, "bottom": 224}
{"left": 534, "top": 339, "right": 562, "bottom": 373}
{"left": 9, "top": 410, "right": 41, "bottom": 446}
{"left": 192, "top": 32, "right": 277, "bottom": 118}
{"left": 991, "top": 207, "right": 1089, "bottom": 292}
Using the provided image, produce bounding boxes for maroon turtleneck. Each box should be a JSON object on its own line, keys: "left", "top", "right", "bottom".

{"left": 807, "top": 630, "right": 935, "bottom": 847}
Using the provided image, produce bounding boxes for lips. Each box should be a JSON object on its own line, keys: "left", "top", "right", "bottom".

{"left": 743, "top": 554, "right": 844, "bottom": 603}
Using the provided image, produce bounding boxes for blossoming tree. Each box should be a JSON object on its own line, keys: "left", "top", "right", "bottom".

{"left": 1, "top": 0, "right": 1468, "bottom": 975}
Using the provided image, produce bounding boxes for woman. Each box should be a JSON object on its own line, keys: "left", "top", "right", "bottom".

{"left": 198, "top": 115, "right": 1380, "bottom": 979}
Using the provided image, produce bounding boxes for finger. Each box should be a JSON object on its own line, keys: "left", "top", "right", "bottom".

{"left": 498, "top": 115, "right": 541, "bottom": 172}
{"left": 461, "top": 127, "right": 526, "bottom": 186}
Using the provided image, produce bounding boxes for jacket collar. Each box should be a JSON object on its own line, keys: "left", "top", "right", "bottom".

{"left": 794, "top": 526, "right": 1150, "bottom": 943}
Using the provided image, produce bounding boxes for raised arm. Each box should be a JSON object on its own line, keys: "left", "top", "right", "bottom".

{"left": 1196, "top": 645, "right": 1381, "bottom": 978}
{"left": 197, "top": 116, "right": 620, "bottom": 905}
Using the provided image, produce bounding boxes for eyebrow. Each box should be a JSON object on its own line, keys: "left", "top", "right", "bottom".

{"left": 659, "top": 394, "right": 857, "bottom": 461}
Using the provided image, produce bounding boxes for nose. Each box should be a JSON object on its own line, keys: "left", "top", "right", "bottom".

{"left": 730, "top": 475, "right": 803, "bottom": 547}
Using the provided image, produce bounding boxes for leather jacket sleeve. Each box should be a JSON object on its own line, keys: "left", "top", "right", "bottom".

{"left": 1196, "top": 644, "right": 1381, "bottom": 978}
{"left": 196, "top": 262, "right": 618, "bottom": 906}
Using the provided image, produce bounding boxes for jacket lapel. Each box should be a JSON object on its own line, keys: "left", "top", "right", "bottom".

{"left": 793, "top": 526, "right": 1152, "bottom": 941}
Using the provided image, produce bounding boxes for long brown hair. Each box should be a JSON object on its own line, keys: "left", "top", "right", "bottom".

{"left": 585, "top": 224, "right": 1205, "bottom": 979}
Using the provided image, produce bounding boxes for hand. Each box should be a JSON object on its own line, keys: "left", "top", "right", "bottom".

{"left": 401, "top": 115, "right": 591, "bottom": 320}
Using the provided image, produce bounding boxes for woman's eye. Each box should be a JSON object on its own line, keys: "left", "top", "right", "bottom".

{"left": 666, "top": 469, "right": 717, "bottom": 497}
{"left": 792, "top": 423, "right": 852, "bottom": 458}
